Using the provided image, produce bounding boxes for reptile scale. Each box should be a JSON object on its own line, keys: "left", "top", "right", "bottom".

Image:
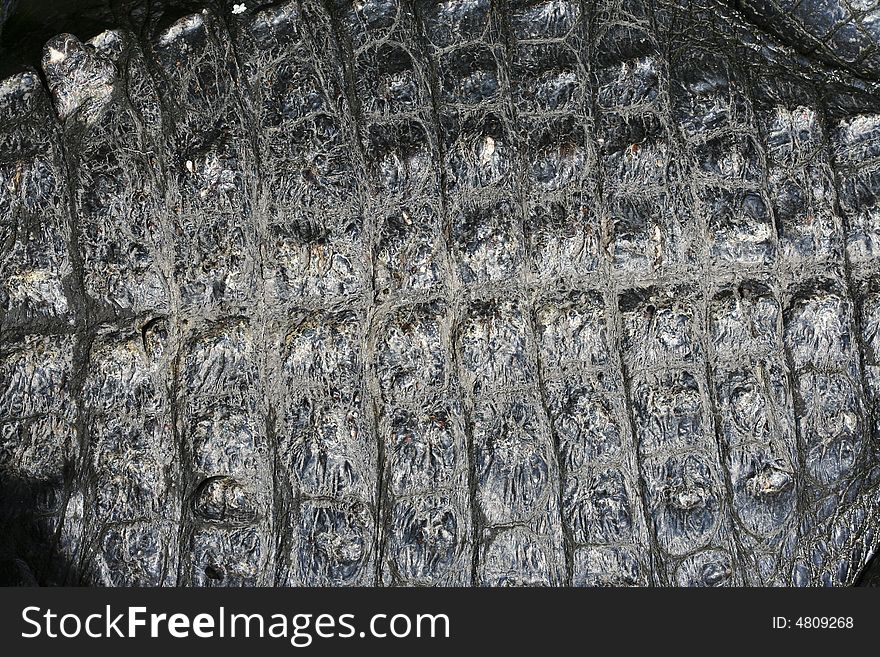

{"left": 0, "top": 0, "right": 879, "bottom": 587}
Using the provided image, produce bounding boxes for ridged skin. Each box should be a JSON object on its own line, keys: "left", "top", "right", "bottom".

{"left": 1, "top": 0, "right": 880, "bottom": 586}
{"left": 736, "top": 0, "right": 880, "bottom": 80}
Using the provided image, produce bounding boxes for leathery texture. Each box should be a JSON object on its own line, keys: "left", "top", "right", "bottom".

{"left": 2, "top": 0, "right": 880, "bottom": 587}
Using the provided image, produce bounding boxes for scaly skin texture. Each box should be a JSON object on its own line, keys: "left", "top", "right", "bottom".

{"left": 735, "top": 0, "right": 880, "bottom": 81}
{"left": 1, "top": 0, "right": 880, "bottom": 586}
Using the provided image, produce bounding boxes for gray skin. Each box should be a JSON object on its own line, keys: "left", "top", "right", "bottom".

{"left": 0, "top": 0, "right": 880, "bottom": 587}
{"left": 736, "top": 0, "right": 880, "bottom": 81}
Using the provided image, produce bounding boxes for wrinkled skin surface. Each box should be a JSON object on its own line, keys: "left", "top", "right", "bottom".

{"left": 737, "top": 1, "right": 880, "bottom": 81}
{"left": 1, "top": 0, "right": 880, "bottom": 587}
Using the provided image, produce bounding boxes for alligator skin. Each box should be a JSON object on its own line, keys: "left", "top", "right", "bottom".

{"left": 1, "top": 0, "right": 880, "bottom": 587}
{"left": 736, "top": 0, "right": 880, "bottom": 81}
